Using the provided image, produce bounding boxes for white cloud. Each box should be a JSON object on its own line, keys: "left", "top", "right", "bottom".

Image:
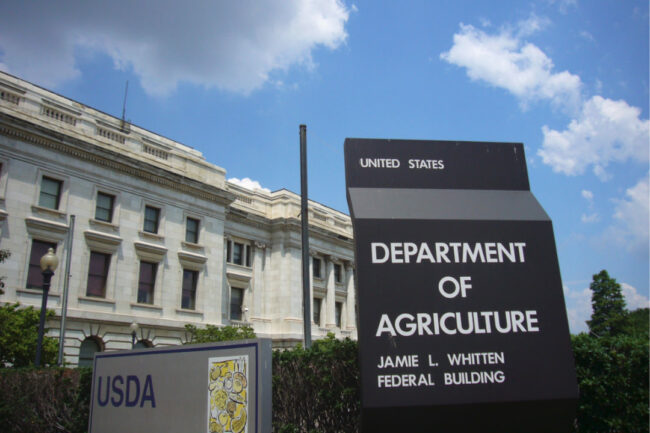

{"left": 564, "top": 285, "right": 592, "bottom": 334}
{"left": 580, "top": 190, "right": 599, "bottom": 222}
{"left": 440, "top": 22, "right": 582, "bottom": 111}
{"left": 581, "top": 213, "right": 599, "bottom": 223}
{"left": 621, "top": 282, "right": 650, "bottom": 310}
{"left": 610, "top": 175, "right": 650, "bottom": 253}
{"left": 228, "top": 177, "right": 271, "bottom": 194}
{"left": 538, "top": 96, "right": 650, "bottom": 179}
{"left": 441, "top": 20, "right": 648, "bottom": 183}
{"left": 516, "top": 14, "right": 551, "bottom": 38}
{"left": 548, "top": 0, "right": 578, "bottom": 14}
{"left": 579, "top": 30, "right": 595, "bottom": 42}
{"left": 479, "top": 17, "right": 492, "bottom": 28}
{"left": 0, "top": 0, "right": 350, "bottom": 96}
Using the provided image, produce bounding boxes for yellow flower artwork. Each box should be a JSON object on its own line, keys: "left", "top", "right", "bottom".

{"left": 208, "top": 355, "right": 248, "bottom": 433}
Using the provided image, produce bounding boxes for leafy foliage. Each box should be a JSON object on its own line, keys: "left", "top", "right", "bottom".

{"left": 572, "top": 270, "right": 649, "bottom": 433}
{"left": 273, "top": 333, "right": 360, "bottom": 433}
{"left": 587, "top": 270, "right": 628, "bottom": 337}
{"left": 183, "top": 323, "right": 256, "bottom": 344}
{"left": 625, "top": 307, "right": 649, "bottom": 340}
{"left": 572, "top": 333, "right": 649, "bottom": 433}
{"left": 0, "top": 367, "right": 92, "bottom": 433}
{"left": 0, "top": 303, "right": 58, "bottom": 367}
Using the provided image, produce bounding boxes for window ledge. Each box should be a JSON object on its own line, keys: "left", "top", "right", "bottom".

{"left": 16, "top": 288, "right": 61, "bottom": 297}
{"left": 84, "top": 230, "right": 122, "bottom": 254}
{"left": 226, "top": 265, "right": 252, "bottom": 283}
{"left": 175, "top": 308, "right": 204, "bottom": 316}
{"left": 139, "top": 230, "right": 164, "bottom": 242}
{"left": 230, "top": 320, "right": 252, "bottom": 328}
{"left": 178, "top": 250, "right": 207, "bottom": 270}
{"left": 31, "top": 205, "right": 67, "bottom": 221}
{"left": 134, "top": 241, "right": 167, "bottom": 262}
{"left": 89, "top": 218, "right": 119, "bottom": 233}
{"left": 78, "top": 295, "right": 115, "bottom": 305}
{"left": 181, "top": 241, "right": 204, "bottom": 253}
{"left": 25, "top": 216, "right": 69, "bottom": 241}
{"left": 226, "top": 262, "right": 252, "bottom": 271}
{"left": 130, "top": 302, "right": 162, "bottom": 311}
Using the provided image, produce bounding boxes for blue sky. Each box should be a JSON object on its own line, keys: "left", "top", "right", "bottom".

{"left": 1, "top": 0, "right": 647, "bottom": 333}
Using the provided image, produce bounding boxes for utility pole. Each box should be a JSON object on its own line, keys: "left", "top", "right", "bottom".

{"left": 300, "top": 125, "right": 312, "bottom": 348}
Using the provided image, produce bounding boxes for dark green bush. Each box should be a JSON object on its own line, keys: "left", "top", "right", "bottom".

{"left": 272, "top": 334, "right": 360, "bottom": 433}
{"left": 572, "top": 333, "right": 649, "bottom": 433}
{"left": 183, "top": 323, "right": 256, "bottom": 343}
{"left": 1, "top": 332, "right": 647, "bottom": 433}
{"left": 0, "top": 367, "right": 91, "bottom": 433}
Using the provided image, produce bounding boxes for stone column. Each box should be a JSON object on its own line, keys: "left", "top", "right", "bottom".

{"left": 252, "top": 242, "right": 267, "bottom": 319}
{"left": 325, "top": 256, "right": 336, "bottom": 328}
{"left": 309, "top": 250, "right": 316, "bottom": 325}
{"left": 346, "top": 262, "right": 356, "bottom": 330}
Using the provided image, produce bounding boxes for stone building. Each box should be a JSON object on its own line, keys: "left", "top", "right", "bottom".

{"left": 0, "top": 71, "right": 356, "bottom": 366}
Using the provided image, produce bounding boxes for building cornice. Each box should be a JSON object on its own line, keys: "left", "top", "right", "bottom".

{"left": 0, "top": 113, "right": 236, "bottom": 206}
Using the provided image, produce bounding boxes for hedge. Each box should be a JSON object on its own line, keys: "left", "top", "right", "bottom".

{"left": 0, "top": 334, "right": 647, "bottom": 433}
{"left": 0, "top": 367, "right": 92, "bottom": 433}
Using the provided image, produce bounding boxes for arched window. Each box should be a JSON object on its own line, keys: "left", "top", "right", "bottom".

{"left": 133, "top": 340, "right": 153, "bottom": 349}
{"left": 78, "top": 337, "right": 101, "bottom": 367}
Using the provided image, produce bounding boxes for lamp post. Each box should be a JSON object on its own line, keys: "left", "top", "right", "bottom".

{"left": 130, "top": 321, "right": 139, "bottom": 348}
{"left": 35, "top": 248, "right": 58, "bottom": 367}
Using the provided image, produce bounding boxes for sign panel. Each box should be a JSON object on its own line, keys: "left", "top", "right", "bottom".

{"left": 88, "top": 339, "right": 272, "bottom": 433}
{"left": 345, "top": 139, "right": 578, "bottom": 432}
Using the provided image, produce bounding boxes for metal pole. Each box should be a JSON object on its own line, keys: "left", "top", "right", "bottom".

{"left": 300, "top": 124, "right": 312, "bottom": 348}
{"left": 57, "top": 215, "right": 75, "bottom": 366}
{"left": 35, "top": 269, "right": 53, "bottom": 367}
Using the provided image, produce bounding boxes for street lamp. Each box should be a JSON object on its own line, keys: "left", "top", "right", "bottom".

{"left": 130, "top": 321, "right": 139, "bottom": 348}
{"left": 35, "top": 248, "right": 58, "bottom": 367}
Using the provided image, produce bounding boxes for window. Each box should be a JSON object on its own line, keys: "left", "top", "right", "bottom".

{"left": 335, "top": 302, "right": 343, "bottom": 327}
{"left": 86, "top": 252, "right": 110, "bottom": 297}
{"left": 39, "top": 176, "right": 62, "bottom": 209}
{"left": 137, "top": 261, "right": 157, "bottom": 304}
{"left": 78, "top": 337, "right": 101, "bottom": 367}
{"left": 95, "top": 192, "right": 115, "bottom": 223}
{"left": 313, "top": 258, "right": 322, "bottom": 278}
{"left": 26, "top": 240, "right": 57, "bottom": 289}
{"left": 334, "top": 263, "right": 343, "bottom": 283}
{"left": 143, "top": 206, "right": 160, "bottom": 234}
{"left": 230, "top": 287, "right": 244, "bottom": 321}
{"left": 226, "top": 240, "right": 251, "bottom": 267}
{"left": 313, "top": 297, "right": 322, "bottom": 326}
{"left": 185, "top": 217, "right": 199, "bottom": 244}
{"left": 233, "top": 242, "right": 243, "bottom": 265}
{"left": 181, "top": 269, "right": 198, "bottom": 310}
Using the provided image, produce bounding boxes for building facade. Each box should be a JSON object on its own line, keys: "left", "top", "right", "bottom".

{"left": 0, "top": 71, "right": 356, "bottom": 366}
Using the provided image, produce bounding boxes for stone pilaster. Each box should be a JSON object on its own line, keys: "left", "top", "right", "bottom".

{"left": 325, "top": 256, "right": 336, "bottom": 328}
{"left": 346, "top": 262, "right": 356, "bottom": 330}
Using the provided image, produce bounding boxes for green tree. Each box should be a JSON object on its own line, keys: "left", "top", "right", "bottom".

{"left": 0, "top": 303, "right": 58, "bottom": 367}
{"left": 586, "top": 270, "right": 628, "bottom": 337}
{"left": 625, "top": 307, "right": 649, "bottom": 340}
{"left": 183, "top": 324, "right": 255, "bottom": 344}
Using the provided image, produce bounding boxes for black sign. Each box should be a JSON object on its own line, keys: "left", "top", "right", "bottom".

{"left": 345, "top": 139, "right": 578, "bottom": 433}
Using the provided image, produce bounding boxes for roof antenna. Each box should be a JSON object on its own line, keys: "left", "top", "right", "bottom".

{"left": 121, "top": 80, "right": 129, "bottom": 131}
